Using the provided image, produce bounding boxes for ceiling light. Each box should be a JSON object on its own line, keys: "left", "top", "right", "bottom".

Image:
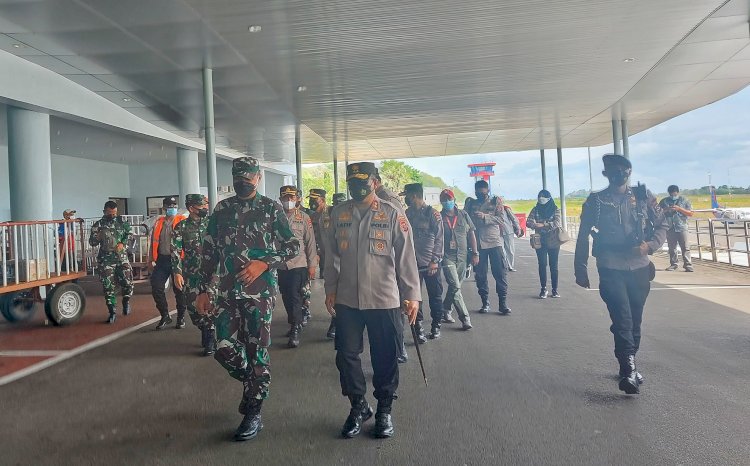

{"left": 296, "top": 85, "right": 307, "bottom": 92}
{"left": 56, "top": 146, "right": 61, "bottom": 150}
{"left": 122, "top": 97, "right": 132, "bottom": 102}
{"left": 248, "top": 25, "right": 262, "bottom": 33}
{"left": 623, "top": 57, "right": 636, "bottom": 63}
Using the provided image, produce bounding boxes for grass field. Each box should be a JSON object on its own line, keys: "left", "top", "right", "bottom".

{"left": 504, "top": 193, "right": 750, "bottom": 219}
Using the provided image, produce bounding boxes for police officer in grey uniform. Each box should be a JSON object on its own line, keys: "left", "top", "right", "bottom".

{"left": 324, "top": 162, "right": 421, "bottom": 440}
{"left": 575, "top": 153, "right": 667, "bottom": 395}
{"left": 402, "top": 183, "right": 445, "bottom": 340}
{"left": 658, "top": 185, "right": 694, "bottom": 272}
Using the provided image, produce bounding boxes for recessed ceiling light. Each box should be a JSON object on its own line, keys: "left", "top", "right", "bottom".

{"left": 623, "top": 57, "right": 636, "bottom": 63}
{"left": 122, "top": 97, "right": 131, "bottom": 102}
{"left": 296, "top": 85, "right": 307, "bottom": 92}
{"left": 12, "top": 43, "right": 26, "bottom": 49}
{"left": 56, "top": 146, "right": 61, "bottom": 150}
{"left": 248, "top": 25, "right": 262, "bottom": 33}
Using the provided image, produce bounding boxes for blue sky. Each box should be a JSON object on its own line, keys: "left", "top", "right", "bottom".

{"left": 403, "top": 87, "right": 750, "bottom": 200}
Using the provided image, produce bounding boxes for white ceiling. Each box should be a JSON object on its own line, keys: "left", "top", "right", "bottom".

{"left": 0, "top": 0, "right": 749, "bottom": 164}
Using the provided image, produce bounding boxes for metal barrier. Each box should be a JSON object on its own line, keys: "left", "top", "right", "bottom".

{"left": 80, "top": 220, "right": 151, "bottom": 280}
{"left": 1, "top": 219, "right": 87, "bottom": 292}
{"left": 565, "top": 216, "right": 580, "bottom": 240}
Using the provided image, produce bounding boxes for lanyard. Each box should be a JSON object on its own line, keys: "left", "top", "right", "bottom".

{"left": 444, "top": 213, "right": 458, "bottom": 230}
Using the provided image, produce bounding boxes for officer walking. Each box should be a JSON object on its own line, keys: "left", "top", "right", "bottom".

{"left": 574, "top": 154, "right": 667, "bottom": 395}
{"left": 278, "top": 186, "right": 318, "bottom": 348}
{"left": 465, "top": 180, "right": 512, "bottom": 315}
{"left": 439, "top": 189, "right": 478, "bottom": 329}
{"left": 88, "top": 200, "right": 133, "bottom": 324}
{"left": 171, "top": 194, "right": 215, "bottom": 356}
{"left": 307, "top": 188, "right": 328, "bottom": 278}
{"left": 402, "top": 183, "right": 445, "bottom": 340}
{"left": 318, "top": 191, "right": 341, "bottom": 339}
{"left": 196, "top": 156, "right": 299, "bottom": 441}
{"left": 150, "top": 196, "right": 188, "bottom": 330}
{"left": 658, "top": 185, "right": 694, "bottom": 272}
{"left": 324, "top": 162, "right": 420, "bottom": 439}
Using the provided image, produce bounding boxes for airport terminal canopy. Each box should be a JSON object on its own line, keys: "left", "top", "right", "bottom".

{"left": 0, "top": 0, "right": 749, "bottom": 164}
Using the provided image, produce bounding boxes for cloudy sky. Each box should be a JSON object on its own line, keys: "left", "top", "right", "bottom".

{"left": 402, "top": 86, "right": 750, "bottom": 200}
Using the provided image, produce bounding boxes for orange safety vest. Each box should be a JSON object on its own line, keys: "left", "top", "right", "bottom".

{"left": 151, "top": 215, "right": 186, "bottom": 261}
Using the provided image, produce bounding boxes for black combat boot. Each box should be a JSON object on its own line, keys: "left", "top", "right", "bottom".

{"left": 478, "top": 297, "right": 490, "bottom": 314}
{"left": 499, "top": 297, "right": 511, "bottom": 315}
{"left": 155, "top": 311, "right": 173, "bottom": 330}
{"left": 234, "top": 400, "right": 263, "bottom": 441}
{"left": 429, "top": 323, "right": 441, "bottom": 339}
{"left": 302, "top": 308, "right": 311, "bottom": 327}
{"left": 618, "top": 355, "right": 640, "bottom": 394}
{"left": 372, "top": 398, "right": 395, "bottom": 439}
{"left": 203, "top": 328, "right": 216, "bottom": 356}
{"left": 175, "top": 309, "right": 186, "bottom": 329}
{"left": 341, "top": 395, "right": 373, "bottom": 439}
{"left": 105, "top": 303, "right": 116, "bottom": 324}
{"left": 326, "top": 318, "right": 336, "bottom": 340}
{"left": 122, "top": 297, "right": 131, "bottom": 316}
{"left": 413, "top": 321, "right": 427, "bottom": 344}
{"left": 288, "top": 324, "right": 301, "bottom": 348}
{"left": 619, "top": 362, "right": 644, "bottom": 385}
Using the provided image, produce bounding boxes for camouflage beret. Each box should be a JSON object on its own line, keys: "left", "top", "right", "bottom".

{"left": 280, "top": 185, "right": 298, "bottom": 197}
{"left": 232, "top": 156, "right": 260, "bottom": 178}
{"left": 185, "top": 194, "right": 207, "bottom": 207}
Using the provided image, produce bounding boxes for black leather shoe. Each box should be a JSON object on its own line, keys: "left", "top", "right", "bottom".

{"left": 155, "top": 315, "right": 173, "bottom": 330}
{"left": 618, "top": 355, "right": 640, "bottom": 395}
{"left": 122, "top": 298, "right": 131, "bottom": 316}
{"left": 499, "top": 302, "right": 511, "bottom": 315}
{"left": 619, "top": 368, "right": 644, "bottom": 385}
{"left": 397, "top": 353, "right": 408, "bottom": 364}
{"left": 203, "top": 329, "right": 216, "bottom": 356}
{"left": 288, "top": 325, "right": 301, "bottom": 348}
{"left": 234, "top": 413, "right": 263, "bottom": 441}
{"left": 326, "top": 318, "right": 336, "bottom": 339}
{"left": 341, "top": 402, "right": 373, "bottom": 438}
{"left": 372, "top": 413, "right": 394, "bottom": 438}
{"left": 175, "top": 317, "right": 186, "bottom": 329}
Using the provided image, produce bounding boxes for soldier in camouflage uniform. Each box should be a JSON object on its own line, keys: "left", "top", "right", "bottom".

{"left": 88, "top": 200, "right": 133, "bottom": 324}
{"left": 172, "top": 194, "right": 214, "bottom": 356}
{"left": 196, "top": 156, "right": 299, "bottom": 442}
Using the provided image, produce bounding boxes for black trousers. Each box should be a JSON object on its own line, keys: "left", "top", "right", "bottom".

{"left": 278, "top": 267, "right": 307, "bottom": 326}
{"left": 418, "top": 269, "right": 444, "bottom": 329}
{"left": 334, "top": 305, "right": 401, "bottom": 402}
{"left": 598, "top": 266, "right": 651, "bottom": 359}
{"left": 151, "top": 254, "right": 187, "bottom": 318}
{"left": 474, "top": 246, "right": 508, "bottom": 303}
{"left": 535, "top": 245, "right": 560, "bottom": 290}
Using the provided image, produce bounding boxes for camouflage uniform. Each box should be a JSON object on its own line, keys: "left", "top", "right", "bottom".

{"left": 88, "top": 215, "right": 133, "bottom": 308}
{"left": 172, "top": 195, "right": 212, "bottom": 335}
{"left": 199, "top": 158, "right": 299, "bottom": 408}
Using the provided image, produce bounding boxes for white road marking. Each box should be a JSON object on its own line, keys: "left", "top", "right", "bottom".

{"left": 0, "top": 350, "right": 66, "bottom": 357}
{"left": 0, "top": 311, "right": 175, "bottom": 387}
{"left": 586, "top": 285, "right": 750, "bottom": 291}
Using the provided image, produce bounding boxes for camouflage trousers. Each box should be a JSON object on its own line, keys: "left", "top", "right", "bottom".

{"left": 213, "top": 296, "right": 274, "bottom": 402}
{"left": 183, "top": 280, "right": 213, "bottom": 331}
{"left": 301, "top": 279, "right": 311, "bottom": 311}
{"left": 96, "top": 260, "right": 133, "bottom": 307}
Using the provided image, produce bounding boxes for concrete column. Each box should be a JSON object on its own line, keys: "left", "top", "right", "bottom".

{"left": 295, "top": 124, "right": 302, "bottom": 191}
{"left": 176, "top": 148, "right": 200, "bottom": 208}
{"left": 333, "top": 132, "right": 339, "bottom": 194}
{"left": 612, "top": 118, "right": 622, "bottom": 155}
{"left": 557, "top": 145, "right": 567, "bottom": 231}
{"left": 8, "top": 106, "right": 52, "bottom": 221}
{"left": 540, "top": 148, "right": 547, "bottom": 190}
{"left": 621, "top": 117, "right": 630, "bottom": 159}
{"left": 202, "top": 68, "right": 218, "bottom": 210}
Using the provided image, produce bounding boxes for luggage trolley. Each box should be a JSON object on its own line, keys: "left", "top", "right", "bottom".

{"left": 0, "top": 219, "right": 88, "bottom": 326}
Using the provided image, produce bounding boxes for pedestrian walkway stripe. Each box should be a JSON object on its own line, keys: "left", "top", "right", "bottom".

{"left": 0, "top": 311, "right": 175, "bottom": 387}
{"left": 587, "top": 285, "right": 750, "bottom": 291}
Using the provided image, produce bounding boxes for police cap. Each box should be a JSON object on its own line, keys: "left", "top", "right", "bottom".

{"left": 280, "top": 185, "right": 298, "bottom": 197}
{"left": 346, "top": 162, "right": 376, "bottom": 181}
{"left": 399, "top": 183, "right": 423, "bottom": 197}
{"left": 602, "top": 153, "right": 632, "bottom": 170}
{"left": 308, "top": 188, "right": 327, "bottom": 199}
{"left": 162, "top": 196, "right": 178, "bottom": 207}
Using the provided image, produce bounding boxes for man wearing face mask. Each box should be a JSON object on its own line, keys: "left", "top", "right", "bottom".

{"left": 575, "top": 153, "right": 667, "bottom": 395}
{"left": 278, "top": 186, "right": 318, "bottom": 348}
{"left": 89, "top": 201, "right": 133, "bottom": 323}
{"left": 402, "top": 183, "right": 445, "bottom": 340}
{"left": 150, "top": 196, "right": 188, "bottom": 330}
{"left": 308, "top": 189, "right": 328, "bottom": 279}
{"left": 439, "top": 189, "right": 478, "bottom": 329}
{"left": 171, "top": 194, "right": 215, "bottom": 356}
{"left": 658, "top": 185, "right": 694, "bottom": 272}
{"left": 464, "top": 180, "right": 512, "bottom": 315}
{"left": 325, "top": 162, "right": 420, "bottom": 439}
{"left": 195, "top": 156, "right": 299, "bottom": 441}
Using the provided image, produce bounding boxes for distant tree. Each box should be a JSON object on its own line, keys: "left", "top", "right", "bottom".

{"left": 378, "top": 160, "right": 422, "bottom": 193}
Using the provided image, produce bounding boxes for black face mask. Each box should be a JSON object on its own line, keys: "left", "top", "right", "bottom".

{"left": 605, "top": 170, "right": 630, "bottom": 187}
{"left": 234, "top": 181, "right": 256, "bottom": 197}
{"left": 196, "top": 208, "right": 209, "bottom": 218}
{"left": 404, "top": 196, "right": 414, "bottom": 207}
{"left": 348, "top": 180, "right": 373, "bottom": 202}
{"left": 309, "top": 200, "right": 319, "bottom": 211}
{"left": 475, "top": 192, "right": 488, "bottom": 202}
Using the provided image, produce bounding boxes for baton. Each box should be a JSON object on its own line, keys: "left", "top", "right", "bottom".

{"left": 404, "top": 300, "right": 428, "bottom": 387}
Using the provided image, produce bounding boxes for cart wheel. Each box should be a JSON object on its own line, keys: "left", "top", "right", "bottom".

{"left": 0, "top": 291, "right": 39, "bottom": 323}
{"left": 45, "top": 283, "right": 86, "bottom": 326}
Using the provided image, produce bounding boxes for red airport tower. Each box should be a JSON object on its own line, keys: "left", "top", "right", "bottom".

{"left": 468, "top": 162, "right": 496, "bottom": 193}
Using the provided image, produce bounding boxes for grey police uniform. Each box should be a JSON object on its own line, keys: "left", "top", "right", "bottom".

{"left": 278, "top": 208, "right": 317, "bottom": 328}
{"left": 658, "top": 195, "right": 693, "bottom": 269}
{"left": 324, "top": 197, "right": 420, "bottom": 405}
{"left": 405, "top": 204, "right": 444, "bottom": 333}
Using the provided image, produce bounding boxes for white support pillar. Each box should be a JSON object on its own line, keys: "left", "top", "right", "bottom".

{"left": 295, "top": 124, "right": 302, "bottom": 191}
{"left": 177, "top": 148, "right": 200, "bottom": 208}
{"left": 612, "top": 117, "right": 622, "bottom": 155}
{"left": 202, "top": 68, "right": 218, "bottom": 210}
{"left": 621, "top": 117, "right": 630, "bottom": 159}
{"left": 540, "top": 148, "right": 547, "bottom": 190}
{"left": 557, "top": 145, "right": 567, "bottom": 231}
{"left": 8, "top": 106, "right": 53, "bottom": 221}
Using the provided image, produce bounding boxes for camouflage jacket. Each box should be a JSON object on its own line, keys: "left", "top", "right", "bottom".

{"left": 88, "top": 216, "right": 131, "bottom": 263}
{"left": 171, "top": 215, "right": 209, "bottom": 277}
{"left": 198, "top": 194, "right": 300, "bottom": 299}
